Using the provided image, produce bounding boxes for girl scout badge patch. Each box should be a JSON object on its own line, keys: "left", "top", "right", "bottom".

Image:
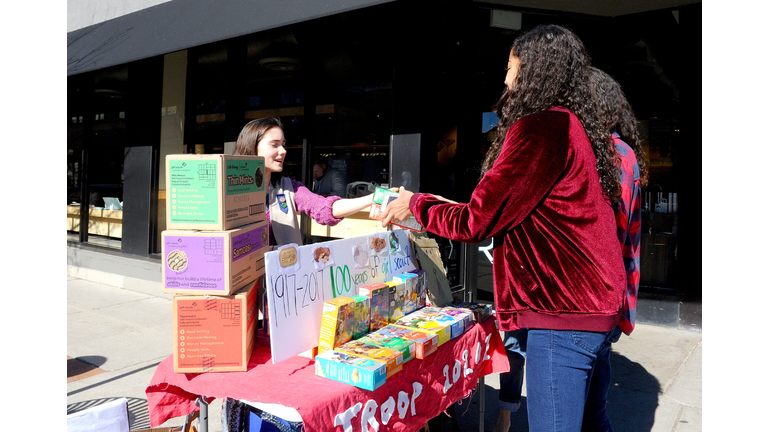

{"left": 277, "top": 194, "right": 289, "bottom": 213}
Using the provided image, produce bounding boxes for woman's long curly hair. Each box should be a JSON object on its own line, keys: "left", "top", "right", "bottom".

{"left": 587, "top": 67, "right": 649, "bottom": 187}
{"left": 482, "top": 25, "right": 622, "bottom": 203}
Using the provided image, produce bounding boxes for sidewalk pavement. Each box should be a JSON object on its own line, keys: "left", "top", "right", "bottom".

{"left": 67, "top": 263, "right": 702, "bottom": 432}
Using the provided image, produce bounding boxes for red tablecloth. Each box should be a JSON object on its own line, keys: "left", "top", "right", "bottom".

{"left": 147, "top": 317, "right": 509, "bottom": 432}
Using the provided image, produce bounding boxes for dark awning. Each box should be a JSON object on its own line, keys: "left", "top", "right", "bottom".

{"left": 67, "top": 0, "right": 395, "bottom": 76}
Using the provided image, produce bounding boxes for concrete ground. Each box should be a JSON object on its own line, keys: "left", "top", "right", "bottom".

{"left": 66, "top": 247, "right": 702, "bottom": 432}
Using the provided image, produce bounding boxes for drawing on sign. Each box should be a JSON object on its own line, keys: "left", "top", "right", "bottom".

{"left": 264, "top": 230, "right": 417, "bottom": 364}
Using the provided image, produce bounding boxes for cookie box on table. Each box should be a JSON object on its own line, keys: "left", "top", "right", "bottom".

{"left": 392, "top": 272, "right": 419, "bottom": 315}
{"left": 393, "top": 311, "right": 451, "bottom": 346}
{"left": 372, "top": 325, "right": 439, "bottom": 359}
{"left": 359, "top": 330, "right": 416, "bottom": 363}
{"left": 335, "top": 340, "right": 403, "bottom": 378}
{"left": 385, "top": 280, "right": 406, "bottom": 323}
{"left": 318, "top": 297, "right": 356, "bottom": 355}
{"left": 166, "top": 154, "right": 266, "bottom": 231}
{"left": 352, "top": 295, "right": 371, "bottom": 340}
{"left": 436, "top": 307, "right": 474, "bottom": 333}
{"left": 315, "top": 350, "right": 387, "bottom": 391}
{"left": 449, "top": 301, "right": 493, "bottom": 323}
{"left": 172, "top": 279, "right": 259, "bottom": 373}
{"left": 162, "top": 221, "right": 268, "bottom": 296}
{"left": 418, "top": 306, "right": 467, "bottom": 339}
{"left": 359, "top": 283, "right": 389, "bottom": 332}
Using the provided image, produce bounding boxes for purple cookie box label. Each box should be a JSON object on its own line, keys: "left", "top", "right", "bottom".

{"left": 164, "top": 235, "right": 225, "bottom": 291}
{"left": 231, "top": 224, "right": 268, "bottom": 263}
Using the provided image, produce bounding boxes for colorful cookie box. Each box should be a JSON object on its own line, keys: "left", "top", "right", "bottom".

{"left": 318, "top": 297, "right": 356, "bottom": 355}
{"left": 162, "top": 221, "right": 269, "bottom": 296}
{"left": 418, "top": 307, "right": 466, "bottom": 339}
{"left": 359, "top": 332, "right": 415, "bottom": 363}
{"left": 393, "top": 312, "right": 451, "bottom": 346}
{"left": 392, "top": 273, "right": 418, "bottom": 315}
{"left": 359, "top": 283, "right": 389, "bottom": 332}
{"left": 438, "top": 307, "right": 474, "bottom": 332}
{"left": 385, "top": 280, "right": 406, "bottom": 323}
{"left": 335, "top": 340, "right": 404, "bottom": 378}
{"left": 449, "top": 301, "right": 493, "bottom": 323}
{"left": 373, "top": 325, "right": 438, "bottom": 359}
{"left": 352, "top": 295, "right": 372, "bottom": 340}
{"left": 314, "top": 350, "right": 387, "bottom": 391}
{"left": 166, "top": 154, "right": 266, "bottom": 231}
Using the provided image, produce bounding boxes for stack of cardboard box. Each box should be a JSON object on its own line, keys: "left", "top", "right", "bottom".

{"left": 162, "top": 154, "right": 268, "bottom": 373}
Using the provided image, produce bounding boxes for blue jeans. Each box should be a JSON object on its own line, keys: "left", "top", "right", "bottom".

{"left": 499, "top": 329, "right": 528, "bottom": 412}
{"left": 581, "top": 327, "right": 622, "bottom": 432}
{"left": 525, "top": 329, "right": 614, "bottom": 432}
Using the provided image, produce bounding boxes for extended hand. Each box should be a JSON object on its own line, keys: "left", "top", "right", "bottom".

{"left": 381, "top": 187, "right": 414, "bottom": 227}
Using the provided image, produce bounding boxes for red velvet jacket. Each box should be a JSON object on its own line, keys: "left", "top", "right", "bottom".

{"left": 410, "top": 107, "right": 626, "bottom": 332}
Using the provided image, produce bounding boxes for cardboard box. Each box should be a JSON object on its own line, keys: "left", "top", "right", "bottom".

{"left": 172, "top": 279, "right": 259, "bottom": 373}
{"left": 318, "top": 297, "right": 356, "bottom": 354}
{"left": 359, "top": 283, "right": 389, "bottom": 332}
{"left": 162, "top": 221, "right": 269, "bottom": 296}
{"left": 315, "top": 350, "right": 387, "bottom": 391}
{"left": 393, "top": 311, "right": 451, "bottom": 346}
{"left": 373, "top": 325, "right": 438, "bottom": 359}
{"left": 393, "top": 273, "right": 418, "bottom": 315}
{"left": 360, "top": 331, "right": 416, "bottom": 363}
{"left": 351, "top": 295, "right": 371, "bottom": 340}
{"left": 336, "top": 340, "right": 404, "bottom": 378}
{"left": 166, "top": 154, "right": 266, "bottom": 231}
{"left": 385, "top": 280, "right": 406, "bottom": 323}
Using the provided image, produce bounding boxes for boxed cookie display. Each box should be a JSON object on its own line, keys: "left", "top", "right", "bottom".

{"left": 418, "top": 306, "right": 466, "bottom": 340}
{"left": 392, "top": 273, "right": 418, "bottom": 315}
{"left": 172, "top": 279, "right": 260, "bottom": 373}
{"left": 448, "top": 301, "right": 493, "bottom": 323}
{"left": 335, "top": 340, "right": 404, "bottom": 378}
{"left": 437, "top": 307, "right": 474, "bottom": 333}
{"left": 314, "top": 350, "right": 387, "bottom": 391}
{"left": 385, "top": 280, "right": 406, "bottom": 323}
{"left": 393, "top": 310, "right": 451, "bottom": 346}
{"left": 352, "top": 295, "right": 372, "bottom": 339}
{"left": 373, "top": 325, "right": 439, "bottom": 359}
{"left": 358, "top": 283, "right": 389, "bottom": 332}
{"left": 359, "top": 330, "right": 416, "bottom": 363}
{"left": 162, "top": 221, "right": 269, "bottom": 296}
{"left": 166, "top": 154, "right": 266, "bottom": 231}
{"left": 318, "top": 297, "right": 356, "bottom": 355}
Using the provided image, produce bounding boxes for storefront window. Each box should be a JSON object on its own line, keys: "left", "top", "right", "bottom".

{"left": 67, "top": 65, "right": 129, "bottom": 249}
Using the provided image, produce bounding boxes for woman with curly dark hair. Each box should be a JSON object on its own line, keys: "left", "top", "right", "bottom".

{"left": 382, "top": 25, "right": 626, "bottom": 431}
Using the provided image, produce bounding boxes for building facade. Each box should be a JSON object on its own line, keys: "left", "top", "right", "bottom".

{"left": 67, "top": 0, "right": 702, "bottom": 327}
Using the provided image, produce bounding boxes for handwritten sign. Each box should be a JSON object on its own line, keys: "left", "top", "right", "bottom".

{"left": 265, "top": 229, "right": 417, "bottom": 363}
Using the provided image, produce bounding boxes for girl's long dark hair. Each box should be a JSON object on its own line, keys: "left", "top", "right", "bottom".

{"left": 587, "top": 67, "right": 649, "bottom": 187}
{"left": 233, "top": 116, "right": 284, "bottom": 185}
{"left": 482, "top": 25, "right": 622, "bottom": 203}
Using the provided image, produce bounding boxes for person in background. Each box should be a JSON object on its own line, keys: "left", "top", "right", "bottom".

{"left": 233, "top": 117, "right": 374, "bottom": 247}
{"left": 580, "top": 66, "right": 648, "bottom": 432}
{"left": 381, "top": 24, "right": 626, "bottom": 432}
{"left": 312, "top": 156, "right": 346, "bottom": 197}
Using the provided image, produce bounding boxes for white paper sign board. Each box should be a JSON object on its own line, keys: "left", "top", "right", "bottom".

{"left": 66, "top": 398, "right": 129, "bottom": 432}
{"left": 264, "top": 229, "right": 417, "bottom": 363}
